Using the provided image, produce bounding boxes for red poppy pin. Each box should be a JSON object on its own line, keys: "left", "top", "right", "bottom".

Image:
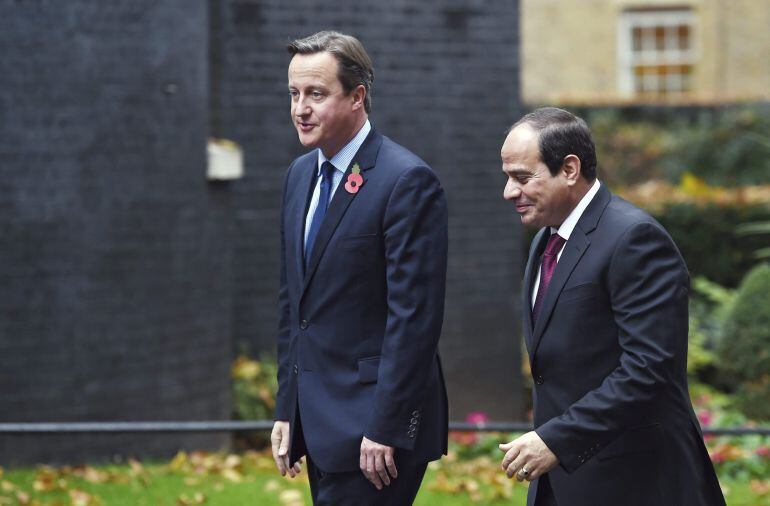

{"left": 344, "top": 162, "right": 364, "bottom": 194}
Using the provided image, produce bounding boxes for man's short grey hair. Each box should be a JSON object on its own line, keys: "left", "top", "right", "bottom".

{"left": 288, "top": 30, "right": 374, "bottom": 114}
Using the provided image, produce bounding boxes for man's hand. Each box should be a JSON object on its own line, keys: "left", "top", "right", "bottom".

{"left": 499, "top": 431, "right": 558, "bottom": 482}
{"left": 271, "top": 421, "right": 302, "bottom": 478}
{"left": 360, "top": 436, "right": 398, "bottom": 490}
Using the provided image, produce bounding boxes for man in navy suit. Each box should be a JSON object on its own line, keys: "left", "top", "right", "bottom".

{"left": 497, "top": 108, "right": 725, "bottom": 506}
{"left": 270, "top": 31, "right": 448, "bottom": 505}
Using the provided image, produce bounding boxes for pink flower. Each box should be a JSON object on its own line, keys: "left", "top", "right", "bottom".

{"left": 465, "top": 412, "right": 488, "bottom": 426}
{"left": 756, "top": 446, "right": 770, "bottom": 458}
{"left": 697, "top": 410, "right": 713, "bottom": 427}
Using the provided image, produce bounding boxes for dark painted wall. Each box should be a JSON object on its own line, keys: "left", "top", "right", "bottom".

{"left": 212, "top": 0, "right": 524, "bottom": 420}
{"left": 0, "top": 0, "right": 523, "bottom": 466}
{"left": 0, "top": 1, "right": 231, "bottom": 464}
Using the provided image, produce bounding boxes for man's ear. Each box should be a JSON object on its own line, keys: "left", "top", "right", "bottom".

{"left": 561, "top": 154, "right": 582, "bottom": 186}
{"left": 351, "top": 84, "right": 366, "bottom": 111}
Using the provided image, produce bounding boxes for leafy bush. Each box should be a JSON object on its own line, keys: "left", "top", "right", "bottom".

{"left": 617, "top": 179, "right": 770, "bottom": 287}
{"left": 656, "top": 203, "right": 770, "bottom": 287}
{"left": 231, "top": 354, "right": 278, "bottom": 448}
{"left": 717, "top": 264, "right": 770, "bottom": 420}
{"left": 578, "top": 105, "right": 770, "bottom": 188}
{"left": 692, "top": 386, "right": 770, "bottom": 481}
{"left": 659, "top": 108, "right": 770, "bottom": 187}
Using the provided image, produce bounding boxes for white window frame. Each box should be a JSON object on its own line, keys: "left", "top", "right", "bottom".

{"left": 617, "top": 9, "right": 697, "bottom": 97}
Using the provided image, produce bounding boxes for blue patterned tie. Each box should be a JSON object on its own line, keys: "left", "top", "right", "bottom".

{"left": 304, "top": 161, "right": 336, "bottom": 266}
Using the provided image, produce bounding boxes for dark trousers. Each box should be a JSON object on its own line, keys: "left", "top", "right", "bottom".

{"left": 307, "top": 453, "right": 427, "bottom": 506}
{"left": 534, "top": 474, "right": 558, "bottom": 506}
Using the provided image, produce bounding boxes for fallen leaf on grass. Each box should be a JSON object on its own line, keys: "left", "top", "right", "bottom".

{"left": 125, "top": 458, "right": 152, "bottom": 487}
{"left": 128, "top": 459, "right": 144, "bottom": 475}
{"left": 223, "top": 455, "right": 241, "bottom": 469}
{"left": 278, "top": 489, "right": 304, "bottom": 506}
{"left": 750, "top": 480, "right": 770, "bottom": 496}
{"left": 221, "top": 469, "right": 243, "bottom": 483}
{"left": 82, "top": 467, "right": 110, "bottom": 484}
{"left": 428, "top": 455, "right": 519, "bottom": 502}
{"left": 170, "top": 452, "right": 188, "bottom": 472}
{"left": 177, "top": 492, "right": 206, "bottom": 505}
{"left": 33, "top": 468, "right": 59, "bottom": 492}
{"left": 264, "top": 480, "right": 281, "bottom": 493}
{"left": 69, "top": 489, "right": 101, "bottom": 506}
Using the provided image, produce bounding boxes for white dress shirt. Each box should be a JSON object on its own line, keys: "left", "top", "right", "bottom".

{"left": 531, "top": 179, "right": 602, "bottom": 307}
{"left": 303, "top": 120, "right": 371, "bottom": 246}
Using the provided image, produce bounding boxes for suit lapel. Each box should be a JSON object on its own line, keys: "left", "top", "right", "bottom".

{"left": 529, "top": 184, "right": 612, "bottom": 359}
{"left": 294, "top": 155, "right": 318, "bottom": 280}
{"left": 522, "top": 228, "right": 548, "bottom": 351}
{"left": 300, "top": 128, "right": 383, "bottom": 299}
{"left": 529, "top": 231, "right": 590, "bottom": 358}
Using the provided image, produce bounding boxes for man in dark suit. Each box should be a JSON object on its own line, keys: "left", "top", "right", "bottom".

{"left": 270, "top": 31, "right": 448, "bottom": 505}
{"left": 498, "top": 108, "right": 725, "bottom": 506}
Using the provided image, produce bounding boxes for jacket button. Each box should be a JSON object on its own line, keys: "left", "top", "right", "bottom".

{"left": 535, "top": 375, "right": 544, "bottom": 385}
{"left": 293, "top": 364, "right": 298, "bottom": 374}
{"left": 299, "top": 320, "right": 308, "bottom": 330}
{"left": 412, "top": 410, "right": 420, "bottom": 417}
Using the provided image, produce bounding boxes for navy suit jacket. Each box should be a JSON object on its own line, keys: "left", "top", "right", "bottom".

{"left": 274, "top": 127, "right": 449, "bottom": 473}
{"left": 523, "top": 184, "right": 725, "bottom": 506}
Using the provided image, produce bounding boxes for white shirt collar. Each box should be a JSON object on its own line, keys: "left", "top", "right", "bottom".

{"left": 316, "top": 119, "right": 371, "bottom": 176}
{"left": 552, "top": 179, "right": 602, "bottom": 240}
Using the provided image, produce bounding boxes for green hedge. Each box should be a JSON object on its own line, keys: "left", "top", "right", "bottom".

{"left": 654, "top": 203, "right": 770, "bottom": 288}
{"left": 572, "top": 105, "right": 770, "bottom": 188}
{"left": 717, "top": 264, "right": 770, "bottom": 420}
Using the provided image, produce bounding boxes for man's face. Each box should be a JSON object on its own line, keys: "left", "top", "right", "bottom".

{"left": 501, "top": 125, "right": 571, "bottom": 229}
{"left": 288, "top": 51, "right": 361, "bottom": 157}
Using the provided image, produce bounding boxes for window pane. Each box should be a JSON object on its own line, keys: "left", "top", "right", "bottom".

{"left": 655, "top": 26, "right": 666, "bottom": 51}
{"left": 678, "top": 25, "right": 690, "bottom": 50}
{"left": 633, "top": 27, "right": 643, "bottom": 52}
{"left": 642, "top": 27, "right": 655, "bottom": 52}
{"left": 665, "top": 26, "right": 678, "bottom": 51}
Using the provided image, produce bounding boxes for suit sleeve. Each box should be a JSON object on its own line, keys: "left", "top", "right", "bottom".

{"left": 274, "top": 163, "right": 294, "bottom": 421}
{"left": 536, "top": 221, "right": 690, "bottom": 472}
{"left": 364, "top": 165, "right": 448, "bottom": 451}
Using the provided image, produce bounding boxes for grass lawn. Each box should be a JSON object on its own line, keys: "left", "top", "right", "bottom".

{"left": 0, "top": 451, "right": 767, "bottom": 505}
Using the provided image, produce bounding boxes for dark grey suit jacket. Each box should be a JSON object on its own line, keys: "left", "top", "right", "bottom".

{"left": 523, "top": 184, "right": 725, "bottom": 506}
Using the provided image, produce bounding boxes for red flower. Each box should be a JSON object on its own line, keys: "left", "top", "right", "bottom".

{"left": 345, "top": 173, "right": 363, "bottom": 194}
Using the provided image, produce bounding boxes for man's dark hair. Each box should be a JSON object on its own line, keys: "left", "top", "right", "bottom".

{"left": 510, "top": 107, "right": 597, "bottom": 181}
{"left": 288, "top": 31, "right": 374, "bottom": 114}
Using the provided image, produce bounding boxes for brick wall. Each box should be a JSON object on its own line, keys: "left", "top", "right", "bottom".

{"left": 0, "top": 0, "right": 524, "bottom": 467}
{"left": 0, "top": 1, "right": 231, "bottom": 464}
{"left": 212, "top": 0, "right": 524, "bottom": 420}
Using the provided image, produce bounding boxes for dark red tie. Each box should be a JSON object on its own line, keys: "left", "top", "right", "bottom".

{"left": 532, "top": 233, "right": 566, "bottom": 323}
